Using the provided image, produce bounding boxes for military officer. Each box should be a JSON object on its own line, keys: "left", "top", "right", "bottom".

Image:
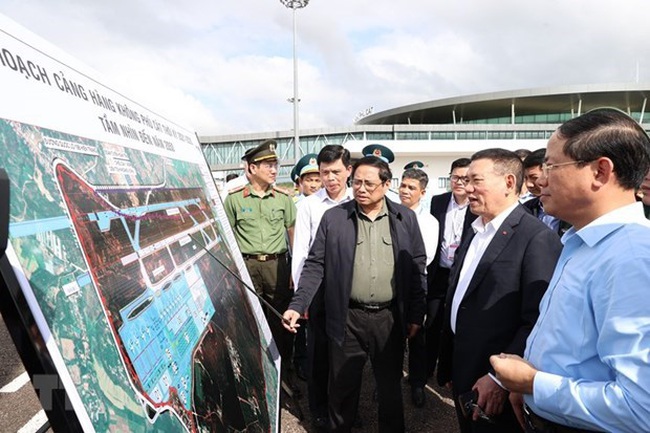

{"left": 289, "top": 152, "right": 322, "bottom": 382}
{"left": 403, "top": 160, "right": 431, "bottom": 211}
{"left": 361, "top": 144, "right": 400, "bottom": 202}
{"left": 290, "top": 165, "right": 301, "bottom": 198}
{"left": 224, "top": 139, "right": 297, "bottom": 388}
{"left": 362, "top": 143, "right": 395, "bottom": 165}
{"left": 404, "top": 160, "right": 424, "bottom": 170}
{"left": 293, "top": 153, "right": 322, "bottom": 205}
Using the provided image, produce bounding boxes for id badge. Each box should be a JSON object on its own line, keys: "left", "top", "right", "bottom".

{"left": 448, "top": 243, "right": 459, "bottom": 261}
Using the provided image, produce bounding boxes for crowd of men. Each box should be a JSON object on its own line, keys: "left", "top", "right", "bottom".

{"left": 224, "top": 108, "right": 650, "bottom": 433}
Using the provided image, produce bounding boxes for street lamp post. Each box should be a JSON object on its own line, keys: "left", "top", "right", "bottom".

{"left": 279, "top": 0, "right": 309, "bottom": 164}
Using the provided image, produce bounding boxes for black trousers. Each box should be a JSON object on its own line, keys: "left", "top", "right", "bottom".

{"left": 328, "top": 305, "right": 405, "bottom": 433}
{"left": 245, "top": 255, "right": 294, "bottom": 376}
{"left": 307, "top": 301, "right": 329, "bottom": 418}
{"left": 293, "top": 318, "right": 308, "bottom": 371}
{"left": 408, "top": 266, "right": 450, "bottom": 387}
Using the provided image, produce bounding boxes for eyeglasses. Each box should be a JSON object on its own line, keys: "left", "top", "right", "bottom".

{"left": 450, "top": 175, "right": 471, "bottom": 187}
{"left": 541, "top": 160, "right": 586, "bottom": 177}
{"left": 260, "top": 161, "right": 279, "bottom": 170}
{"left": 450, "top": 175, "right": 469, "bottom": 184}
{"left": 352, "top": 179, "right": 384, "bottom": 192}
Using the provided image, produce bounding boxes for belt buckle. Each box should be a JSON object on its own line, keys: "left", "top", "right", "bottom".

{"left": 258, "top": 254, "right": 268, "bottom": 262}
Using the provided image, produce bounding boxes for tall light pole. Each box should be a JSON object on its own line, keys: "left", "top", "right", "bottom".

{"left": 280, "top": 0, "right": 309, "bottom": 164}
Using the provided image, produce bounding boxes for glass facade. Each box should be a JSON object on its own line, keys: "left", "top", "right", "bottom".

{"left": 457, "top": 131, "right": 485, "bottom": 140}
{"left": 200, "top": 90, "right": 650, "bottom": 172}
{"left": 365, "top": 132, "right": 394, "bottom": 140}
{"left": 202, "top": 132, "right": 369, "bottom": 169}
{"left": 486, "top": 131, "right": 515, "bottom": 139}
{"left": 431, "top": 132, "right": 455, "bottom": 139}
{"left": 395, "top": 131, "right": 429, "bottom": 140}
{"left": 517, "top": 131, "right": 553, "bottom": 139}
{"left": 202, "top": 127, "right": 561, "bottom": 168}
{"left": 462, "top": 112, "right": 574, "bottom": 124}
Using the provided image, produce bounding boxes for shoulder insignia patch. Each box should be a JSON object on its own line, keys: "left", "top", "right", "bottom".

{"left": 272, "top": 185, "right": 292, "bottom": 196}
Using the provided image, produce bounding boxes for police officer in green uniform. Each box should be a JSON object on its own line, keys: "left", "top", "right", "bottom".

{"left": 224, "top": 139, "right": 297, "bottom": 388}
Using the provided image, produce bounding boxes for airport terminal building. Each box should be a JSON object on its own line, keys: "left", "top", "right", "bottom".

{"left": 199, "top": 83, "right": 650, "bottom": 195}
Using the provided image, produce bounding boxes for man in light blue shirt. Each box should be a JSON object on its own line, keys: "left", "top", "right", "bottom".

{"left": 491, "top": 108, "right": 650, "bottom": 433}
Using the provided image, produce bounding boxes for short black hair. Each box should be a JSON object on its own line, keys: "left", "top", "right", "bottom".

{"left": 318, "top": 145, "right": 350, "bottom": 167}
{"left": 523, "top": 149, "right": 546, "bottom": 169}
{"left": 471, "top": 148, "right": 524, "bottom": 194}
{"left": 352, "top": 156, "right": 392, "bottom": 183}
{"left": 556, "top": 108, "right": 650, "bottom": 190}
{"left": 402, "top": 168, "right": 429, "bottom": 189}
{"left": 225, "top": 173, "right": 239, "bottom": 182}
{"left": 514, "top": 149, "right": 532, "bottom": 160}
{"left": 450, "top": 157, "right": 471, "bottom": 172}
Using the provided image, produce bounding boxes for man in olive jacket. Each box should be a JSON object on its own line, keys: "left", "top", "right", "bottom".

{"left": 284, "top": 156, "right": 427, "bottom": 433}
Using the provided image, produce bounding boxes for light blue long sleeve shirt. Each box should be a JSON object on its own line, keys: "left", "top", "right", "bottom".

{"left": 524, "top": 202, "right": 650, "bottom": 432}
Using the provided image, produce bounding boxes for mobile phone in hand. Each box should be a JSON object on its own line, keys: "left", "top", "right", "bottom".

{"left": 457, "top": 389, "right": 494, "bottom": 423}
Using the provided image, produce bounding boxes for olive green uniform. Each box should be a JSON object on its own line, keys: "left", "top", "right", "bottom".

{"left": 224, "top": 183, "right": 296, "bottom": 373}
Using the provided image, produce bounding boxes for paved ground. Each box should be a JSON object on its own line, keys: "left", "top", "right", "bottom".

{"left": 2, "top": 312, "right": 460, "bottom": 433}
{"left": 279, "top": 362, "right": 461, "bottom": 433}
{"left": 0, "top": 313, "right": 50, "bottom": 433}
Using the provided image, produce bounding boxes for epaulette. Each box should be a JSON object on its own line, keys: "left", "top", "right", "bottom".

{"left": 272, "top": 185, "right": 292, "bottom": 196}
{"left": 228, "top": 185, "right": 246, "bottom": 195}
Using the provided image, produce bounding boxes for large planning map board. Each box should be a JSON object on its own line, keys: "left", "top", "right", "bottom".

{"left": 0, "top": 14, "right": 279, "bottom": 432}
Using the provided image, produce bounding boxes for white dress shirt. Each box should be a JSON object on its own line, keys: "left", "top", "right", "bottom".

{"left": 450, "top": 201, "right": 519, "bottom": 333}
{"left": 519, "top": 191, "right": 535, "bottom": 203}
{"left": 440, "top": 195, "right": 470, "bottom": 269}
{"left": 413, "top": 204, "right": 439, "bottom": 268}
{"left": 291, "top": 187, "right": 353, "bottom": 286}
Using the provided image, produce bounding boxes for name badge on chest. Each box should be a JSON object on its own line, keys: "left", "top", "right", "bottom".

{"left": 448, "top": 242, "right": 460, "bottom": 262}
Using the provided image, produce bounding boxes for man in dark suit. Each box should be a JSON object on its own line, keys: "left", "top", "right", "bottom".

{"left": 408, "top": 157, "right": 475, "bottom": 407}
{"left": 521, "top": 149, "right": 571, "bottom": 235}
{"left": 283, "top": 156, "right": 427, "bottom": 433}
{"left": 437, "top": 148, "right": 562, "bottom": 433}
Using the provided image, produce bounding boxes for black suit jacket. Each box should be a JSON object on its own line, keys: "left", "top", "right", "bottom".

{"left": 428, "top": 192, "right": 476, "bottom": 300}
{"left": 437, "top": 204, "right": 562, "bottom": 393}
{"left": 522, "top": 197, "right": 571, "bottom": 236}
{"left": 290, "top": 199, "right": 427, "bottom": 346}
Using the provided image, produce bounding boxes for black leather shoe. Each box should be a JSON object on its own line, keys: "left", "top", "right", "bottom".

{"left": 312, "top": 416, "right": 327, "bottom": 432}
{"left": 411, "top": 386, "right": 425, "bottom": 408}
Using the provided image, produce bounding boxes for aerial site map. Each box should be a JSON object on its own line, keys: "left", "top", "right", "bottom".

{"left": 2, "top": 119, "right": 279, "bottom": 432}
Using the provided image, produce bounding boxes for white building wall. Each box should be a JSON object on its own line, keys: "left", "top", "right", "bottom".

{"left": 344, "top": 139, "right": 547, "bottom": 195}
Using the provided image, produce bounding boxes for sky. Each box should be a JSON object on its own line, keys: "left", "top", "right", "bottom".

{"left": 2, "top": 0, "right": 650, "bottom": 136}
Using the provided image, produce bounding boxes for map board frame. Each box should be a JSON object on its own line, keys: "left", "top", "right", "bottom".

{"left": 0, "top": 14, "right": 280, "bottom": 433}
